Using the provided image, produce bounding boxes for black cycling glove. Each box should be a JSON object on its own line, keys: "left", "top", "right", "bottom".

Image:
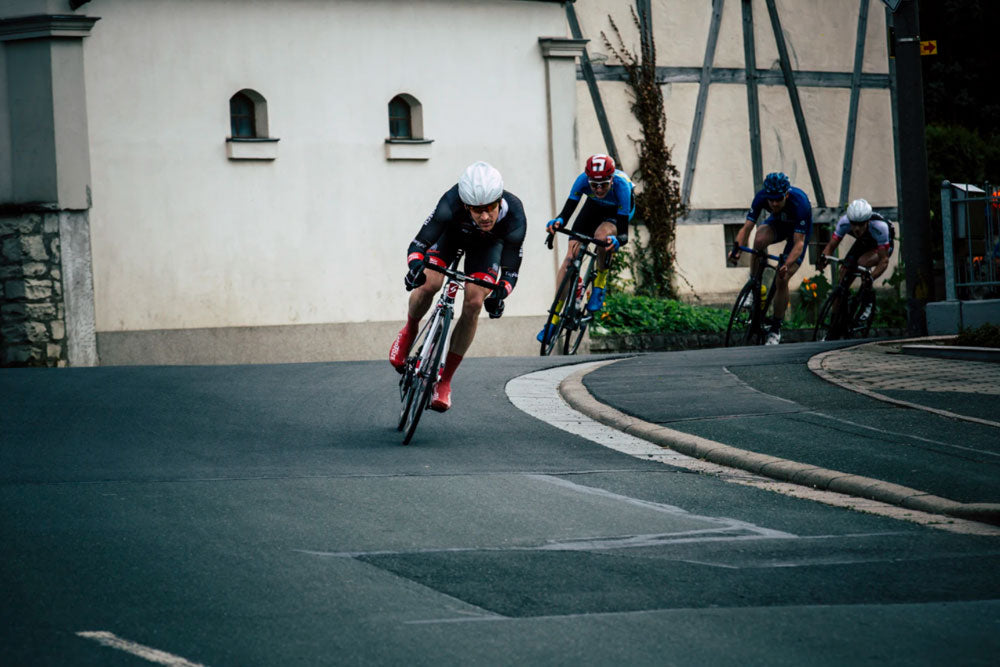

{"left": 484, "top": 283, "right": 508, "bottom": 319}
{"left": 404, "top": 262, "right": 426, "bottom": 291}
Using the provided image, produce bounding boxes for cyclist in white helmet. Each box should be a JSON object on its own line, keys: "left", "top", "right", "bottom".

{"left": 816, "top": 198, "right": 894, "bottom": 282}
{"left": 389, "top": 161, "right": 527, "bottom": 412}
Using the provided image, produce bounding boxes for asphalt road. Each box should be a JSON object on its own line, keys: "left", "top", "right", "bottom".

{"left": 2, "top": 353, "right": 999, "bottom": 665}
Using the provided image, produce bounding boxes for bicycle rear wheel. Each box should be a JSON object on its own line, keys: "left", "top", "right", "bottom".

{"left": 725, "top": 282, "right": 758, "bottom": 347}
{"left": 540, "top": 267, "right": 576, "bottom": 356}
{"left": 403, "top": 309, "right": 451, "bottom": 445}
{"left": 563, "top": 255, "right": 598, "bottom": 355}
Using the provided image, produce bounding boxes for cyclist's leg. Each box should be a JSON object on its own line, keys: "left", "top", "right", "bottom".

{"left": 588, "top": 219, "right": 617, "bottom": 311}
{"left": 751, "top": 222, "right": 776, "bottom": 278}
{"left": 391, "top": 240, "right": 452, "bottom": 370}
{"left": 432, "top": 239, "right": 499, "bottom": 411}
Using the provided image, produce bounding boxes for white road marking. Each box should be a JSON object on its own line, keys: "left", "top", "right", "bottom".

{"left": 506, "top": 362, "right": 1000, "bottom": 536}
{"left": 76, "top": 631, "right": 206, "bottom": 666}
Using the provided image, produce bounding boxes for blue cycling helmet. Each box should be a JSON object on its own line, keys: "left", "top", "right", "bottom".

{"left": 762, "top": 172, "right": 790, "bottom": 197}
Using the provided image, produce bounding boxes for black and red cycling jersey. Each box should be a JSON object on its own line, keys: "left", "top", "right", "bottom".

{"left": 407, "top": 184, "right": 527, "bottom": 295}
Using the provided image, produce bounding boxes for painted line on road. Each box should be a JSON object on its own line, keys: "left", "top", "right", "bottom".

{"left": 721, "top": 364, "right": 1000, "bottom": 459}
{"left": 809, "top": 343, "right": 1000, "bottom": 429}
{"left": 76, "top": 631, "right": 205, "bottom": 666}
{"left": 506, "top": 361, "right": 1000, "bottom": 536}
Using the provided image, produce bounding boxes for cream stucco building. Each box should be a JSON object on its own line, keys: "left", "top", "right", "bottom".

{"left": 0, "top": 0, "right": 900, "bottom": 366}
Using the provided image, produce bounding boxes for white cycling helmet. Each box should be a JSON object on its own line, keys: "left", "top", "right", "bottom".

{"left": 458, "top": 161, "right": 504, "bottom": 206}
{"left": 846, "top": 198, "right": 873, "bottom": 223}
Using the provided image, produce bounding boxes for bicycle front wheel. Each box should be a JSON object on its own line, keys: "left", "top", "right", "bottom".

{"left": 725, "top": 282, "right": 757, "bottom": 347}
{"left": 403, "top": 309, "right": 451, "bottom": 445}
{"left": 814, "top": 291, "right": 847, "bottom": 341}
{"left": 540, "top": 268, "right": 575, "bottom": 356}
{"left": 563, "top": 255, "right": 598, "bottom": 355}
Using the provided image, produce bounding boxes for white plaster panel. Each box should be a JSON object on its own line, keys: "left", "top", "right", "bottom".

{"left": 848, "top": 88, "right": 897, "bottom": 206}
{"left": 752, "top": 0, "right": 860, "bottom": 73}
{"left": 862, "top": 4, "right": 890, "bottom": 74}
{"left": 686, "top": 84, "right": 754, "bottom": 209}
{"left": 674, "top": 224, "right": 747, "bottom": 296}
{"left": 82, "top": 0, "right": 564, "bottom": 331}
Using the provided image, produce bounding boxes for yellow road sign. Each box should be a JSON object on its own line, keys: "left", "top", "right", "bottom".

{"left": 920, "top": 40, "right": 938, "bottom": 56}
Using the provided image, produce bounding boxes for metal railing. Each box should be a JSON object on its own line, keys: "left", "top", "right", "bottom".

{"left": 940, "top": 180, "right": 1000, "bottom": 301}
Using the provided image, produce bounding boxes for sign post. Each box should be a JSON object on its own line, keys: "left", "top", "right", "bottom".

{"left": 884, "top": 0, "right": 933, "bottom": 335}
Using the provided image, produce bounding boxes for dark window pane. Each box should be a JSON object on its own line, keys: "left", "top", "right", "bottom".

{"left": 230, "top": 93, "right": 256, "bottom": 138}
{"left": 388, "top": 96, "right": 411, "bottom": 139}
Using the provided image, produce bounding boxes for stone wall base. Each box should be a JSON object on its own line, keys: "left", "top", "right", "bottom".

{"left": 1, "top": 210, "right": 68, "bottom": 367}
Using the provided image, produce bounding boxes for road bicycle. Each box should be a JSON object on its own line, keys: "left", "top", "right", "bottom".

{"left": 397, "top": 249, "right": 497, "bottom": 445}
{"left": 813, "top": 255, "right": 876, "bottom": 341}
{"left": 725, "top": 244, "right": 781, "bottom": 346}
{"left": 539, "top": 227, "right": 605, "bottom": 356}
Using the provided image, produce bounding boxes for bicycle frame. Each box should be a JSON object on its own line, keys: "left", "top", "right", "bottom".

{"left": 541, "top": 227, "right": 605, "bottom": 356}
{"left": 725, "top": 244, "right": 782, "bottom": 347}
{"left": 813, "top": 255, "right": 875, "bottom": 341}
{"left": 397, "top": 249, "right": 497, "bottom": 444}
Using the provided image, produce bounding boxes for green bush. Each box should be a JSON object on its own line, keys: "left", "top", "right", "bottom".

{"left": 592, "top": 293, "right": 730, "bottom": 336}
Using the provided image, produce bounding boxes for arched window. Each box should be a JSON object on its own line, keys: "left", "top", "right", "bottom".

{"left": 384, "top": 93, "right": 431, "bottom": 161}
{"left": 229, "top": 89, "right": 268, "bottom": 139}
{"left": 387, "top": 94, "right": 424, "bottom": 140}
{"left": 388, "top": 96, "right": 412, "bottom": 139}
{"left": 226, "top": 89, "right": 277, "bottom": 160}
{"left": 230, "top": 92, "right": 256, "bottom": 138}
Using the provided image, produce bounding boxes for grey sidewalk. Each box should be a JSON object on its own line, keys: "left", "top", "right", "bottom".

{"left": 561, "top": 340, "right": 1000, "bottom": 526}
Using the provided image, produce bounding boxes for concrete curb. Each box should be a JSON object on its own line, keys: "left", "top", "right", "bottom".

{"left": 558, "top": 360, "right": 1000, "bottom": 527}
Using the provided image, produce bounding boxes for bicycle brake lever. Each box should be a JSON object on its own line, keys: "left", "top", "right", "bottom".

{"left": 545, "top": 233, "right": 554, "bottom": 250}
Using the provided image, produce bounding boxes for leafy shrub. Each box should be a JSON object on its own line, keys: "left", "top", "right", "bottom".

{"left": 593, "top": 293, "right": 730, "bottom": 335}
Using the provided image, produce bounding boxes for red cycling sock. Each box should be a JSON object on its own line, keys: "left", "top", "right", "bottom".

{"left": 404, "top": 315, "right": 419, "bottom": 337}
{"left": 439, "top": 352, "right": 463, "bottom": 384}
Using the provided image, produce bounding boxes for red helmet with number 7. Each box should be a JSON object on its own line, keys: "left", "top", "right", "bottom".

{"left": 585, "top": 154, "right": 616, "bottom": 181}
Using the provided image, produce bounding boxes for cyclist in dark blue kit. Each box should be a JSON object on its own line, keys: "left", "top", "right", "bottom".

{"left": 539, "top": 154, "right": 634, "bottom": 344}
{"left": 389, "top": 162, "right": 526, "bottom": 412}
{"left": 728, "top": 172, "right": 813, "bottom": 345}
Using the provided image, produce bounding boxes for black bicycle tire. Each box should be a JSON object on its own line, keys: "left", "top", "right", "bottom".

{"left": 403, "top": 308, "right": 451, "bottom": 445}
{"left": 540, "top": 267, "right": 577, "bottom": 356}
{"left": 725, "top": 282, "right": 757, "bottom": 347}
{"left": 563, "top": 254, "right": 598, "bottom": 355}
{"left": 397, "top": 369, "right": 414, "bottom": 431}
{"left": 814, "top": 290, "right": 847, "bottom": 341}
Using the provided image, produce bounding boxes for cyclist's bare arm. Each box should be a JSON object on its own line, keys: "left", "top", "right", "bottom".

{"left": 730, "top": 218, "right": 757, "bottom": 262}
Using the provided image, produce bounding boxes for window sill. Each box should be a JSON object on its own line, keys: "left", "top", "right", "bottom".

{"left": 226, "top": 138, "right": 279, "bottom": 161}
{"left": 385, "top": 138, "right": 433, "bottom": 161}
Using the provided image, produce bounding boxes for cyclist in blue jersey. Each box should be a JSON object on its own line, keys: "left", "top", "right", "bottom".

{"left": 728, "top": 171, "right": 813, "bottom": 345}
{"left": 389, "top": 162, "right": 527, "bottom": 412}
{"left": 816, "top": 198, "right": 894, "bottom": 281}
{"left": 539, "top": 154, "right": 634, "bottom": 344}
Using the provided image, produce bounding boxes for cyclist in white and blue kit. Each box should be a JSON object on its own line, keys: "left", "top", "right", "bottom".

{"left": 540, "top": 154, "right": 634, "bottom": 344}
{"left": 816, "top": 198, "right": 893, "bottom": 282}
{"left": 729, "top": 172, "right": 813, "bottom": 345}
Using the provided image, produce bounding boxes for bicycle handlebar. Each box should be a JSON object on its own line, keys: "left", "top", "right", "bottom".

{"left": 730, "top": 244, "right": 783, "bottom": 263}
{"left": 423, "top": 261, "right": 499, "bottom": 291}
{"left": 545, "top": 226, "right": 605, "bottom": 250}
{"left": 819, "top": 255, "right": 872, "bottom": 277}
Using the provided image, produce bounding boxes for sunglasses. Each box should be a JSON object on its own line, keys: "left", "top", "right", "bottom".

{"left": 589, "top": 180, "right": 612, "bottom": 189}
{"left": 849, "top": 220, "right": 868, "bottom": 226}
